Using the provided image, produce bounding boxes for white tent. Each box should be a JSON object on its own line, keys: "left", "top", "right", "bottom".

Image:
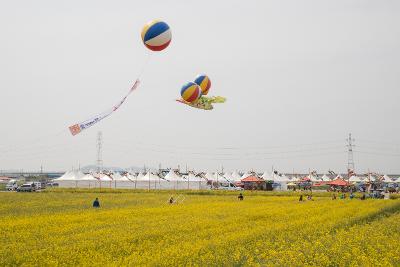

{"left": 100, "top": 176, "right": 112, "bottom": 181}
{"left": 261, "top": 172, "right": 272, "bottom": 180}
{"left": 54, "top": 171, "right": 75, "bottom": 181}
{"left": 321, "top": 174, "right": 331, "bottom": 182}
{"left": 205, "top": 172, "right": 216, "bottom": 181}
{"left": 80, "top": 174, "right": 97, "bottom": 181}
{"left": 279, "top": 174, "right": 291, "bottom": 182}
{"left": 185, "top": 172, "right": 203, "bottom": 182}
{"left": 349, "top": 175, "right": 362, "bottom": 182}
{"left": 231, "top": 171, "right": 242, "bottom": 181}
{"left": 290, "top": 176, "right": 299, "bottom": 182}
{"left": 164, "top": 169, "right": 183, "bottom": 181}
{"left": 223, "top": 172, "right": 233, "bottom": 181}
{"left": 335, "top": 174, "right": 344, "bottom": 180}
{"left": 382, "top": 175, "right": 394, "bottom": 183}
{"left": 368, "top": 175, "right": 378, "bottom": 182}
{"left": 112, "top": 173, "right": 131, "bottom": 181}
{"left": 141, "top": 172, "right": 160, "bottom": 181}
{"left": 54, "top": 170, "right": 85, "bottom": 181}
{"left": 309, "top": 175, "right": 319, "bottom": 182}
{"left": 136, "top": 172, "right": 145, "bottom": 180}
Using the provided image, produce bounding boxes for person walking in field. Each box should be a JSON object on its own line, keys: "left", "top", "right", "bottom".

{"left": 299, "top": 195, "right": 303, "bottom": 202}
{"left": 332, "top": 193, "right": 337, "bottom": 200}
{"left": 93, "top": 197, "right": 100, "bottom": 208}
{"left": 238, "top": 193, "right": 244, "bottom": 201}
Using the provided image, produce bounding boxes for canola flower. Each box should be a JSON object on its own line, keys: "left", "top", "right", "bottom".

{"left": 0, "top": 190, "right": 399, "bottom": 266}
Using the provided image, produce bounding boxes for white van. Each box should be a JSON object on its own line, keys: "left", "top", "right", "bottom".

{"left": 6, "top": 180, "right": 18, "bottom": 191}
{"left": 32, "top": 182, "right": 42, "bottom": 190}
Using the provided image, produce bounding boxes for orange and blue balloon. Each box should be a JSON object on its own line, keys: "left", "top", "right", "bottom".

{"left": 181, "top": 82, "right": 201, "bottom": 103}
{"left": 194, "top": 75, "right": 211, "bottom": 95}
{"left": 141, "top": 20, "right": 172, "bottom": 51}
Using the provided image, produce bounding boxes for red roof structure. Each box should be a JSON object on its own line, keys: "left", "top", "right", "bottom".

{"left": 326, "top": 178, "right": 350, "bottom": 187}
{"left": 241, "top": 176, "right": 264, "bottom": 182}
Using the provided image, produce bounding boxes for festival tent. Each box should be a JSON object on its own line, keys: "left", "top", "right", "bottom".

{"left": 241, "top": 172, "right": 252, "bottom": 180}
{"left": 309, "top": 175, "right": 319, "bottom": 182}
{"left": 79, "top": 174, "right": 98, "bottom": 188}
{"left": 368, "top": 175, "right": 378, "bottom": 182}
{"left": 184, "top": 172, "right": 202, "bottom": 182}
{"left": 136, "top": 172, "right": 145, "bottom": 180}
{"left": 54, "top": 170, "right": 85, "bottom": 181}
{"left": 205, "top": 172, "right": 216, "bottom": 181}
{"left": 223, "top": 172, "right": 233, "bottom": 181}
{"left": 335, "top": 174, "right": 344, "bottom": 179}
{"left": 326, "top": 178, "right": 351, "bottom": 186}
{"left": 321, "top": 174, "right": 331, "bottom": 182}
{"left": 261, "top": 172, "right": 272, "bottom": 180}
{"left": 98, "top": 174, "right": 113, "bottom": 181}
{"left": 279, "top": 174, "right": 290, "bottom": 182}
{"left": 231, "top": 171, "right": 242, "bottom": 181}
{"left": 54, "top": 171, "right": 75, "bottom": 181}
{"left": 349, "top": 176, "right": 362, "bottom": 182}
{"left": 382, "top": 175, "right": 394, "bottom": 183}
{"left": 112, "top": 172, "right": 130, "bottom": 181}
{"left": 141, "top": 172, "right": 161, "bottom": 181}
{"left": 241, "top": 176, "right": 266, "bottom": 190}
{"left": 290, "top": 176, "right": 299, "bottom": 182}
{"left": 164, "top": 169, "right": 184, "bottom": 181}
{"left": 80, "top": 174, "right": 97, "bottom": 181}
{"left": 272, "top": 174, "right": 289, "bottom": 182}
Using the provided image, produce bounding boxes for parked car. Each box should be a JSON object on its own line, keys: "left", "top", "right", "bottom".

{"left": 17, "top": 183, "right": 36, "bottom": 192}
{"left": 32, "top": 182, "right": 42, "bottom": 190}
{"left": 46, "top": 182, "right": 59, "bottom": 187}
{"left": 6, "top": 180, "right": 18, "bottom": 191}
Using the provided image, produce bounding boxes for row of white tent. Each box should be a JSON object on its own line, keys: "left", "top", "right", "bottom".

{"left": 54, "top": 170, "right": 400, "bottom": 184}
{"left": 55, "top": 170, "right": 207, "bottom": 182}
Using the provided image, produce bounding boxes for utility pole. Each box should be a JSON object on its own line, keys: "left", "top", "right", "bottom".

{"left": 346, "top": 133, "right": 355, "bottom": 178}
{"left": 96, "top": 131, "right": 103, "bottom": 172}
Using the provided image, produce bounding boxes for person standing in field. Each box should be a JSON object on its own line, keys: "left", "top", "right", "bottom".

{"left": 299, "top": 195, "right": 303, "bottom": 202}
{"left": 361, "top": 193, "right": 366, "bottom": 200}
{"left": 332, "top": 193, "right": 337, "bottom": 200}
{"left": 169, "top": 196, "right": 174, "bottom": 204}
{"left": 93, "top": 197, "right": 100, "bottom": 208}
{"left": 238, "top": 193, "right": 244, "bottom": 201}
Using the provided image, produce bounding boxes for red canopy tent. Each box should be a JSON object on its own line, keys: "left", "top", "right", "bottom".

{"left": 241, "top": 176, "right": 266, "bottom": 190}
{"left": 241, "top": 176, "right": 264, "bottom": 182}
{"left": 326, "top": 178, "right": 351, "bottom": 187}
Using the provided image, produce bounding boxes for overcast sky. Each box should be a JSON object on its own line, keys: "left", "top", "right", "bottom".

{"left": 0, "top": 0, "right": 399, "bottom": 173}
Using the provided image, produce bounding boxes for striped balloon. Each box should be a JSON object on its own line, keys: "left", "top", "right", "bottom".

{"left": 180, "top": 82, "right": 202, "bottom": 103}
{"left": 194, "top": 75, "right": 211, "bottom": 95}
{"left": 141, "top": 20, "right": 172, "bottom": 51}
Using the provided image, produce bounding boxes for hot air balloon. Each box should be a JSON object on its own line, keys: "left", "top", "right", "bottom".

{"left": 194, "top": 75, "right": 211, "bottom": 95}
{"left": 141, "top": 20, "right": 172, "bottom": 51}
{"left": 180, "top": 82, "right": 202, "bottom": 103}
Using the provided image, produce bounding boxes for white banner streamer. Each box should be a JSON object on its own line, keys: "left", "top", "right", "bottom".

{"left": 69, "top": 79, "right": 140, "bottom": 136}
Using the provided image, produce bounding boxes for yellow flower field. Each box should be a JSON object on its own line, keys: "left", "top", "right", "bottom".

{"left": 0, "top": 190, "right": 399, "bottom": 266}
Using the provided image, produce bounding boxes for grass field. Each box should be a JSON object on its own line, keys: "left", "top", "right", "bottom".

{"left": 0, "top": 190, "right": 399, "bottom": 266}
